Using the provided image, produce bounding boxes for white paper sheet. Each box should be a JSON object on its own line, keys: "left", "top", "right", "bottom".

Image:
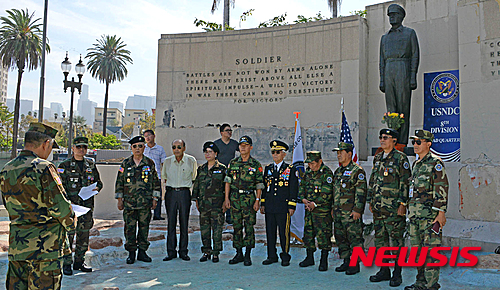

{"left": 71, "top": 204, "right": 91, "bottom": 217}
{"left": 78, "top": 182, "right": 98, "bottom": 200}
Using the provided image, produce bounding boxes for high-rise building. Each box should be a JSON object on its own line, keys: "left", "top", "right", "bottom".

{"left": 125, "top": 94, "right": 155, "bottom": 114}
{"left": 0, "top": 65, "right": 7, "bottom": 105}
{"left": 50, "top": 102, "right": 64, "bottom": 119}
{"left": 109, "top": 101, "right": 124, "bottom": 113}
{"left": 6, "top": 98, "right": 34, "bottom": 117}
{"left": 77, "top": 84, "right": 97, "bottom": 127}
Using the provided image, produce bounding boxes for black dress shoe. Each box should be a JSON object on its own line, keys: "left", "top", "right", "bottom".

{"left": 200, "top": 254, "right": 210, "bottom": 262}
{"left": 163, "top": 255, "right": 176, "bottom": 261}
{"left": 73, "top": 261, "right": 92, "bottom": 272}
{"left": 180, "top": 254, "right": 191, "bottom": 261}
{"left": 281, "top": 260, "right": 290, "bottom": 267}
{"left": 262, "top": 258, "right": 278, "bottom": 265}
{"left": 153, "top": 216, "right": 165, "bottom": 220}
{"left": 63, "top": 264, "right": 73, "bottom": 275}
{"left": 212, "top": 255, "right": 219, "bottom": 263}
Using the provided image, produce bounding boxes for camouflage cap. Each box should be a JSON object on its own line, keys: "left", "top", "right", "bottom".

{"left": 379, "top": 128, "right": 399, "bottom": 139}
{"left": 203, "top": 141, "right": 219, "bottom": 154}
{"left": 73, "top": 136, "right": 88, "bottom": 146}
{"left": 239, "top": 135, "right": 252, "bottom": 145}
{"left": 270, "top": 140, "right": 289, "bottom": 151}
{"left": 305, "top": 151, "right": 322, "bottom": 163}
{"left": 129, "top": 135, "right": 145, "bottom": 145}
{"left": 27, "top": 122, "right": 59, "bottom": 148}
{"left": 410, "top": 129, "right": 434, "bottom": 142}
{"left": 332, "top": 142, "right": 354, "bottom": 152}
{"left": 387, "top": 4, "right": 406, "bottom": 17}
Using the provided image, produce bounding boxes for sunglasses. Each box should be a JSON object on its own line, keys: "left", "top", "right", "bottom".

{"left": 172, "top": 145, "right": 183, "bottom": 150}
{"left": 411, "top": 139, "right": 426, "bottom": 145}
{"left": 132, "top": 144, "right": 144, "bottom": 149}
{"left": 379, "top": 135, "right": 392, "bottom": 140}
{"left": 75, "top": 145, "right": 88, "bottom": 149}
{"left": 224, "top": 129, "right": 232, "bottom": 132}
{"left": 271, "top": 150, "right": 283, "bottom": 155}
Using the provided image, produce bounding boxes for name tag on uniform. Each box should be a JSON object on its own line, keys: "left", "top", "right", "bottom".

{"left": 409, "top": 185, "right": 414, "bottom": 198}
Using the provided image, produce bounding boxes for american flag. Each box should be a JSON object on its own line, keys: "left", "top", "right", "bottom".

{"left": 340, "top": 111, "right": 358, "bottom": 164}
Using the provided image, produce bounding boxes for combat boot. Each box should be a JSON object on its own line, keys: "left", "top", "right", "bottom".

{"left": 137, "top": 249, "right": 152, "bottom": 262}
{"left": 318, "top": 249, "right": 329, "bottom": 271}
{"left": 126, "top": 251, "right": 136, "bottom": 264}
{"left": 63, "top": 264, "right": 73, "bottom": 275}
{"left": 345, "top": 260, "right": 360, "bottom": 275}
{"left": 299, "top": 249, "right": 315, "bottom": 267}
{"left": 243, "top": 247, "right": 252, "bottom": 266}
{"left": 370, "top": 267, "right": 391, "bottom": 282}
{"left": 73, "top": 261, "right": 92, "bottom": 272}
{"left": 229, "top": 248, "right": 244, "bottom": 264}
{"left": 335, "top": 258, "right": 349, "bottom": 272}
{"left": 390, "top": 264, "right": 403, "bottom": 287}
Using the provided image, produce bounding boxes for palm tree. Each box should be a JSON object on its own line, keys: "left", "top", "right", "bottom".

{"left": 86, "top": 35, "right": 132, "bottom": 136}
{"left": 328, "top": 0, "right": 342, "bottom": 18}
{"left": 73, "top": 115, "right": 88, "bottom": 137}
{"left": 211, "top": 0, "right": 234, "bottom": 30}
{"left": 0, "top": 9, "right": 48, "bottom": 159}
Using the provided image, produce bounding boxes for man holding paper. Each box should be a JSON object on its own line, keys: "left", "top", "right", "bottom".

{"left": 58, "top": 136, "right": 103, "bottom": 275}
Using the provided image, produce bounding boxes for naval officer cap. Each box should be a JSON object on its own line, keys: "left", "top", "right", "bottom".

{"left": 332, "top": 142, "right": 354, "bottom": 152}
{"left": 27, "top": 122, "right": 59, "bottom": 148}
{"left": 239, "top": 135, "right": 253, "bottom": 145}
{"left": 203, "top": 141, "right": 219, "bottom": 154}
{"left": 270, "top": 140, "right": 289, "bottom": 151}
{"left": 128, "top": 135, "right": 145, "bottom": 145}
{"left": 380, "top": 128, "right": 399, "bottom": 139}
{"left": 387, "top": 4, "right": 406, "bottom": 17}
{"left": 410, "top": 130, "right": 434, "bottom": 142}
{"left": 305, "top": 151, "right": 322, "bottom": 163}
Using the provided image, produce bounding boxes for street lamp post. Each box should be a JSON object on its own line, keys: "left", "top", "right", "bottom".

{"left": 61, "top": 52, "right": 85, "bottom": 156}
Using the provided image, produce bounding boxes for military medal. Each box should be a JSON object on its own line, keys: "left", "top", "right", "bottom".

{"left": 342, "top": 183, "right": 346, "bottom": 188}
{"left": 279, "top": 181, "right": 283, "bottom": 187}
{"left": 145, "top": 178, "right": 148, "bottom": 183}
{"left": 384, "top": 170, "right": 388, "bottom": 176}
{"left": 127, "top": 178, "right": 130, "bottom": 183}
{"left": 285, "top": 182, "right": 288, "bottom": 186}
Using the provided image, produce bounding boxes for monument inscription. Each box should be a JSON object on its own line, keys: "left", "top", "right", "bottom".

{"left": 482, "top": 38, "right": 500, "bottom": 80}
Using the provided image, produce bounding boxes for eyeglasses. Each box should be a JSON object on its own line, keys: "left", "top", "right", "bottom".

{"left": 224, "top": 129, "right": 232, "bottom": 132}
{"left": 411, "top": 139, "right": 426, "bottom": 145}
{"left": 271, "top": 150, "right": 283, "bottom": 155}
{"left": 203, "top": 150, "right": 214, "bottom": 154}
{"left": 172, "top": 145, "right": 183, "bottom": 150}
{"left": 379, "top": 135, "right": 392, "bottom": 140}
{"left": 132, "top": 144, "right": 144, "bottom": 149}
{"left": 75, "top": 145, "right": 88, "bottom": 150}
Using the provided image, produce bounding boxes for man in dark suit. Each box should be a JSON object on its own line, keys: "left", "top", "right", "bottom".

{"left": 260, "top": 140, "right": 299, "bottom": 266}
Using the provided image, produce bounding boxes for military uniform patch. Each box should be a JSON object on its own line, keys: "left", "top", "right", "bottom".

{"left": 119, "top": 167, "right": 124, "bottom": 173}
{"left": 51, "top": 169, "right": 63, "bottom": 186}
{"left": 358, "top": 173, "right": 365, "bottom": 180}
{"left": 57, "top": 168, "right": 64, "bottom": 174}
{"left": 403, "top": 162, "right": 409, "bottom": 169}
{"left": 435, "top": 164, "right": 443, "bottom": 171}
{"left": 327, "top": 177, "right": 333, "bottom": 183}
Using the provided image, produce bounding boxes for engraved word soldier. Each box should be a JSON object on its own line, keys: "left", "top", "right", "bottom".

{"left": 115, "top": 136, "right": 161, "bottom": 264}
{"left": 1, "top": 122, "right": 75, "bottom": 290}
{"left": 298, "top": 151, "right": 334, "bottom": 272}
{"left": 261, "top": 140, "right": 298, "bottom": 267}
{"left": 332, "top": 142, "right": 367, "bottom": 275}
{"left": 368, "top": 129, "right": 411, "bottom": 287}
{"left": 224, "top": 136, "right": 264, "bottom": 266}
{"left": 58, "top": 136, "right": 103, "bottom": 275}
{"left": 192, "top": 142, "right": 227, "bottom": 263}
{"left": 405, "top": 130, "right": 449, "bottom": 290}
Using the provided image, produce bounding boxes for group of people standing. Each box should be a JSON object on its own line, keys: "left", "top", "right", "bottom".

{"left": 0, "top": 121, "right": 449, "bottom": 290}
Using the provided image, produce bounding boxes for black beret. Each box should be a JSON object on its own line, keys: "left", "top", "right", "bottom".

{"left": 379, "top": 128, "right": 399, "bottom": 139}
{"left": 129, "top": 136, "right": 145, "bottom": 145}
{"left": 203, "top": 141, "right": 219, "bottom": 154}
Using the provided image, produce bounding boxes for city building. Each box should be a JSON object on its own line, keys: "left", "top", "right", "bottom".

{"left": 109, "top": 101, "right": 124, "bottom": 113}
{"left": 93, "top": 107, "right": 123, "bottom": 132}
{"left": 123, "top": 109, "right": 146, "bottom": 126}
{"left": 50, "top": 102, "right": 64, "bottom": 119}
{"left": 6, "top": 98, "right": 33, "bottom": 117}
{"left": 125, "top": 94, "right": 155, "bottom": 114}
{"left": 0, "top": 65, "right": 7, "bottom": 105}
{"left": 77, "top": 84, "right": 97, "bottom": 127}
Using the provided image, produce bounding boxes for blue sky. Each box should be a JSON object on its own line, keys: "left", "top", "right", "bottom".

{"left": 0, "top": 0, "right": 381, "bottom": 113}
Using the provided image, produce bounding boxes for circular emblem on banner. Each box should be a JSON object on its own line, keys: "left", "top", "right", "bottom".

{"left": 430, "top": 73, "right": 459, "bottom": 103}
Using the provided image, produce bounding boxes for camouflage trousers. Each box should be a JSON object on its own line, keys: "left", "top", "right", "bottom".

{"left": 373, "top": 213, "right": 406, "bottom": 259}
{"left": 333, "top": 212, "right": 364, "bottom": 259}
{"left": 303, "top": 211, "right": 332, "bottom": 251}
{"left": 123, "top": 208, "right": 152, "bottom": 252}
{"left": 409, "top": 217, "right": 442, "bottom": 290}
{"left": 63, "top": 209, "right": 94, "bottom": 265}
{"left": 199, "top": 197, "right": 224, "bottom": 255}
{"left": 230, "top": 191, "right": 256, "bottom": 249}
{"left": 6, "top": 259, "right": 62, "bottom": 290}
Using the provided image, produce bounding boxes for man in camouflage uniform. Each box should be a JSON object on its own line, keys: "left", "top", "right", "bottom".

{"left": 0, "top": 122, "right": 75, "bottom": 290}
{"left": 192, "top": 142, "right": 226, "bottom": 263}
{"left": 224, "top": 136, "right": 264, "bottom": 266}
{"left": 58, "top": 136, "right": 103, "bottom": 275}
{"left": 368, "top": 128, "right": 411, "bottom": 287}
{"left": 332, "top": 142, "right": 367, "bottom": 275}
{"left": 298, "top": 151, "right": 334, "bottom": 271}
{"left": 405, "top": 130, "right": 449, "bottom": 290}
{"left": 261, "top": 140, "right": 298, "bottom": 267}
{"left": 115, "top": 136, "right": 161, "bottom": 264}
